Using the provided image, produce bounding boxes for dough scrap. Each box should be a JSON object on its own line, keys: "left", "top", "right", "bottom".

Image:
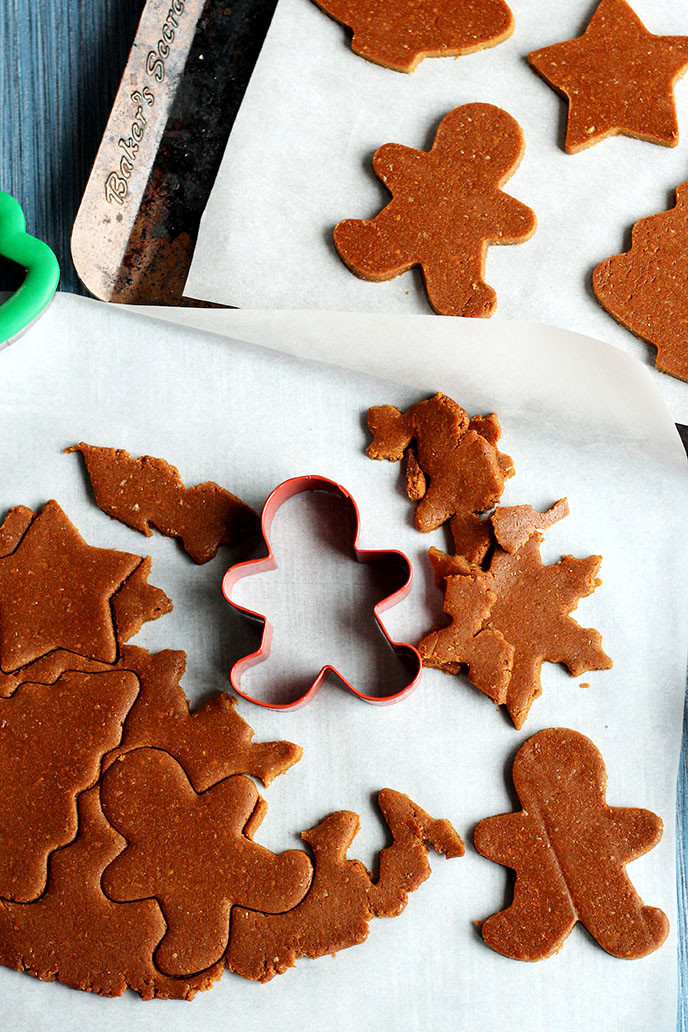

{"left": 67, "top": 443, "right": 258, "bottom": 564}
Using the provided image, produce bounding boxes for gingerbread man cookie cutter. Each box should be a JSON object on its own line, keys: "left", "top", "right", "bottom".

{"left": 221, "top": 475, "right": 422, "bottom": 709}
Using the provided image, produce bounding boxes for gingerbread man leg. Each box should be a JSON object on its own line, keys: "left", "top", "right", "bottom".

{"left": 571, "top": 806, "right": 668, "bottom": 958}
{"left": 421, "top": 253, "right": 497, "bottom": 318}
{"left": 475, "top": 813, "right": 578, "bottom": 960}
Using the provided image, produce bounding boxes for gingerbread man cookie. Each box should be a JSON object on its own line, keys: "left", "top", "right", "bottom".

{"left": 310, "top": 0, "right": 513, "bottom": 73}
{"left": 334, "top": 105, "right": 536, "bottom": 317}
{"left": 100, "top": 748, "right": 313, "bottom": 977}
{"left": 475, "top": 729, "right": 669, "bottom": 960}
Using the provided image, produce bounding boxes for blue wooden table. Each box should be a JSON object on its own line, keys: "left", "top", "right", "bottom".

{"left": 1, "top": 1, "right": 687, "bottom": 1026}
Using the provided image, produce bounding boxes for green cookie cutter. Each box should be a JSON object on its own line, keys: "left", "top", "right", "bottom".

{"left": 0, "top": 192, "right": 60, "bottom": 344}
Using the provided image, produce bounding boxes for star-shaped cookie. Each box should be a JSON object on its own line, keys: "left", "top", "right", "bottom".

{"left": 0, "top": 500, "right": 140, "bottom": 671}
{"left": 528, "top": 0, "right": 688, "bottom": 153}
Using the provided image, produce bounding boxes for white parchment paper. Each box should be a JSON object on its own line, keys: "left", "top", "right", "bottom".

{"left": 0, "top": 293, "right": 686, "bottom": 1032}
{"left": 185, "top": 0, "right": 688, "bottom": 422}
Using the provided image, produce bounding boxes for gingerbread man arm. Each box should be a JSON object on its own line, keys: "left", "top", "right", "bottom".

{"left": 334, "top": 206, "right": 416, "bottom": 281}
{"left": 485, "top": 192, "right": 537, "bottom": 245}
{"left": 608, "top": 807, "right": 664, "bottom": 863}
{"left": 474, "top": 811, "right": 528, "bottom": 866}
{"left": 373, "top": 144, "right": 427, "bottom": 193}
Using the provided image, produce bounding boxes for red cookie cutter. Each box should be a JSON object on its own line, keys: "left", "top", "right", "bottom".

{"left": 221, "top": 475, "right": 422, "bottom": 709}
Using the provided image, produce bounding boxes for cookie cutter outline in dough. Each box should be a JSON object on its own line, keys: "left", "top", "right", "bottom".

{"left": 221, "top": 475, "right": 422, "bottom": 709}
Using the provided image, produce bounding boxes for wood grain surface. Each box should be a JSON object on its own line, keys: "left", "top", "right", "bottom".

{"left": 1, "top": 2, "right": 687, "bottom": 1028}
{"left": 0, "top": 0, "right": 145, "bottom": 293}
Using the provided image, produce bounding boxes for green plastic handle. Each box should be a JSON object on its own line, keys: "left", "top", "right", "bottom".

{"left": 0, "top": 192, "right": 60, "bottom": 344}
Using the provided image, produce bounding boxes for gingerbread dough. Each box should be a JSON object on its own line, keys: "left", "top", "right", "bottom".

{"left": 367, "top": 393, "right": 512, "bottom": 556}
{"left": 421, "top": 507, "right": 611, "bottom": 727}
{"left": 529, "top": 0, "right": 688, "bottom": 153}
{"left": 491, "top": 498, "right": 569, "bottom": 553}
{"left": 0, "top": 787, "right": 222, "bottom": 999}
{"left": 67, "top": 443, "right": 258, "bottom": 564}
{"left": 0, "top": 669, "right": 138, "bottom": 902}
{"left": 101, "top": 748, "right": 313, "bottom": 977}
{"left": 593, "top": 181, "right": 688, "bottom": 382}
{"left": 474, "top": 728, "right": 669, "bottom": 960}
{"left": 310, "top": 0, "right": 513, "bottom": 73}
{"left": 227, "top": 790, "right": 464, "bottom": 981}
{"left": 107, "top": 646, "right": 302, "bottom": 789}
{"left": 0, "top": 641, "right": 308, "bottom": 999}
{"left": 0, "top": 505, "right": 171, "bottom": 695}
{"left": 111, "top": 555, "right": 173, "bottom": 641}
{"left": 334, "top": 104, "right": 536, "bottom": 317}
{"left": 0, "top": 500, "right": 140, "bottom": 671}
{"left": 0, "top": 492, "right": 465, "bottom": 997}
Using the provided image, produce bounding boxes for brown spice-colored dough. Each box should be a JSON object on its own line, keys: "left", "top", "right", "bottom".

{"left": 593, "top": 181, "right": 688, "bottom": 382}
{"left": 111, "top": 556, "right": 173, "bottom": 641}
{"left": 0, "top": 646, "right": 304, "bottom": 999}
{"left": 227, "top": 790, "right": 464, "bottom": 981}
{"left": 0, "top": 650, "right": 112, "bottom": 700}
{"left": 67, "top": 443, "right": 258, "bottom": 564}
{"left": 334, "top": 104, "right": 536, "bottom": 317}
{"left": 427, "top": 546, "right": 471, "bottom": 589}
{"left": 0, "top": 506, "right": 33, "bottom": 555}
{"left": 491, "top": 497, "right": 569, "bottom": 553}
{"left": 0, "top": 669, "right": 138, "bottom": 902}
{"left": 474, "top": 728, "right": 669, "bottom": 960}
{"left": 0, "top": 506, "right": 171, "bottom": 696}
{"left": 420, "top": 565, "right": 514, "bottom": 701}
{"left": 0, "top": 500, "right": 140, "bottom": 672}
{"left": 100, "top": 748, "right": 313, "bottom": 977}
{"left": 528, "top": 0, "right": 688, "bottom": 153}
{"left": 311, "top": 0, "right": 513, "bottom": 73}
{"left": 0, "top": 787, "right": 222, "bottom": 999}
{"left": 367, "top": 393, "right": 513, "bottom": 545}
{"left": 107, "top": 646, "right": 302, "bottom": 788}
{"left": 367, "top": 788, "right": 465, "bottom": 914}
{"left": 421, "top": 517, "right": 611, "bottom": 727}
{"left": 487, "top": 533, "right": 611, "bottom": 726}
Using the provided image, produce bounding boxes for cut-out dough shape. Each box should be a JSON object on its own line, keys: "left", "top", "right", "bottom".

{"left": 528, "top": 0, "right": 688, "bottom": 153}
{"left": 367, "top": 393, "right": 513, "bottom": 559}
{"left": 310, "top": 0, "right": 514, "bottom": 73}
{"left": 0, "top": 505, "right": 171, "bottom": 697}
{"left": 491, "top": 497, "right": 569, "bottom": 553}
{"left": 334, "top": 105, "right": 536, "bottom": 317}
{"left": 421, "top": 507, "right": 611, "bottom": 727}
{"left": 474, "top": 728, "right": 669, "bottom": 959}
{"left": 67, "top": 443, "right": 258, "bottom": 564}
{"left": 0, "top": 500, "right": 140, "bottom": 671}
{"left": 100, "top": 748, "right": 313, "bottom": 977}
{"left": 593, "top": 181, "right": 688, "bottom": 382}
{"left": 227, "top": 789, "right": 464, "bottom": 980}
{"left": 0, "top": 669, "right": 138, "bottom": 902}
